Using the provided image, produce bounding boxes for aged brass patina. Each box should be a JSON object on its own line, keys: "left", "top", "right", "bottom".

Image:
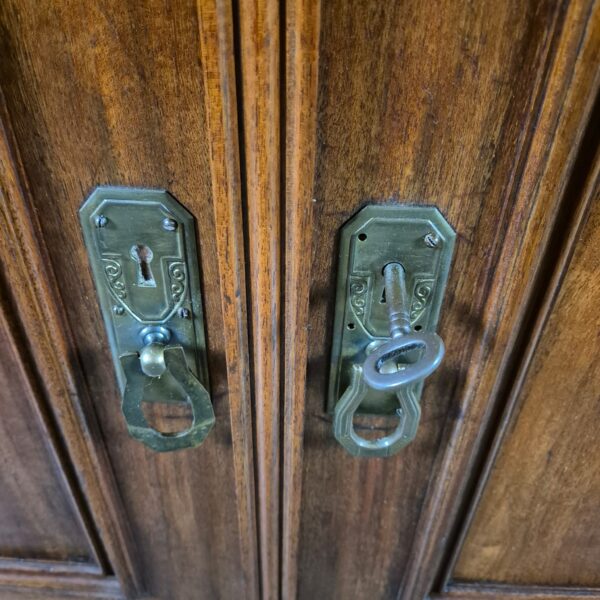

{"left": 329, "top": 205, "right": 455, "bottom": 457}
{"left": 80, "top": 187, "right": 214, "bottom": 452}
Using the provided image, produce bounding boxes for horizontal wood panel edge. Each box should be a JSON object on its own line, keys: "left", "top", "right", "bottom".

{"left": 0, "top": 573, "right": 123, "bottom": 599}
{"left": 435, "top": 582, "right": 600, "bottom": 599}
{"left": 0, "top": 558, "right": 102, "bottom": 576}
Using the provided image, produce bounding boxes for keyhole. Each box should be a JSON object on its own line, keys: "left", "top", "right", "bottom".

{"left": 130, "top": 244, "right": 156, "bottom": 287}
{"left": 380, "top": 287, "right": 386, "bottom": 303}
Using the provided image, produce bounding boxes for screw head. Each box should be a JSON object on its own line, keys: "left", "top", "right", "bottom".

{"left": 112, "top": 305, "right": 124, "bottom": 315}
{"left": 95, "top": 214, "right": 108, "bottom": 228}
{"left": 162, "top": 217, "right": 178, "bottom": 232}
{"left": 424, "top": 232, "right": 440, "bottom": 248}
{"left": 178, "top": 307, "right": 191, "bottom": 319}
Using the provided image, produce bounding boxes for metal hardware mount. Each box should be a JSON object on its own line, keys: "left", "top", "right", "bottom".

{"left": 328, "top": 204, "right": 455, "bottom": 457}
{"left": 80, "top": 186, "right": 214, "bottom": 452}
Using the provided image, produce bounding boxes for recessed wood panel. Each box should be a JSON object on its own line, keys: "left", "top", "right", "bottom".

{"left": 288, "top": 0, "right": 593, "bottom": 598}
{"left": 0, "top": 301, "right": 93, "bottom": 564}
{"left": 454, "top": 188, "right": 600, "bottom": 586}
{"left": 0, "top": 1, "right": 255, "bottom": 598}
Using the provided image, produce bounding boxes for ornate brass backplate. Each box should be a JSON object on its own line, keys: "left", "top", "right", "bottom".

{"left": 80, "top": 186, "right": 213, "bottom": 451}
{"left": 328, "top": 204, "right": 455, "bottom": 416}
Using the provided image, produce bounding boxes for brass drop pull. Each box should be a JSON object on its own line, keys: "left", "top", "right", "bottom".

{"left": 333, "top": 263, "right": 444, "bottom": 457}
{"left": 80, "top": 187, "right": 214, "bottom": 452}
{"left": 328, "top": 205, "right": 455, "bottom": 458}
{"left": 119, "top": 327, "right": 215, "bottom": 452}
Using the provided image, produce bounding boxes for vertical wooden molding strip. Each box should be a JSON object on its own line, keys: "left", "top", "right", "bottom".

{"left": 282, "top": 0, "right": 321, "bottom": 599}
{"left": 237, "top": 1, "right": 282, "bottom": 597}
{"left": 196, "top": 2, "right": 260, "bottom": 598}
{"left": 401, "top": 0, "right": 600, "bottom": 597}
{"left": 0, "top": 92, "right": 141, "bottom": 597}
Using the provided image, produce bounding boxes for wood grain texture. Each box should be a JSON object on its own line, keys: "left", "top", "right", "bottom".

{"left": 0, "top": 1, "right": 256, "bottom": 598}
{"left": 237, "top": 0, "right": 281, "bottom": 597}
{"left": 0, "top": 560, "right": 101, "bottom": 576}
{"left": 197, "top": 1, "right": 260, "bottom": 598}
{"left": 436, "top": 583, "right": 600, "bottom": 599}
{"left": 417, "top": 0, "right": 600, "bottom": 595}
{"left": 0, "top": 93, "right": 136, "bottom": 595}
{"left": 453, "top": 155, "right": 600, "bottom": 584}
{"left": 0, "top": 573, "right": 123, "bottom": 600}
{"left": 281, "top": 0, "right": 321, "bottom": 599}
{"left": 283, "top": 0, "right": 599, "bottom": 598}
{"left": 0, "top": 280, "right": 96, "bottom": 566}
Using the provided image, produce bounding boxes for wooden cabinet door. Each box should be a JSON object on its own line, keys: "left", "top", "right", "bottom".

{"left": 279, "top": 0, "right": 600, "bottom": 599}
{"left": 450, "top": 157, "right": 600, "bottom": 595}
{"left": 1, "top": 1, "right": 598, "bottom": 600}
{"left": 0, "top": 2, "right": 258, "bottom": 599}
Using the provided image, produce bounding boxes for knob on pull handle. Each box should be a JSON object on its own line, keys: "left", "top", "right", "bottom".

{"left": 333, "top": 263, "right": 445, "bottom": 457}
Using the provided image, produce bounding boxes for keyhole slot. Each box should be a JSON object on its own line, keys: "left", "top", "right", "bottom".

{"left": 130, "top": 244, "right": 156, "bottom": 287}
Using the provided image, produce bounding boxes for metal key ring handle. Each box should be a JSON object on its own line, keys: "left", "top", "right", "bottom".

{"left": 120, "top": 330, "right": 215, "bottom": 452}
{"left": 363, "top": 332, "right": 444, "bottom": 391}
{"left": 333, "top": 262, "right": 445, "bottom": 457}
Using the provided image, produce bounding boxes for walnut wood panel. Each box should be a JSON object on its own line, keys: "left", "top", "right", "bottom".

{"left": 281, "top": 0, "right": 321, "bottom": 598}
{"left": 281, "top": 0, "right": 600, "bottom": 598}
{"left": 454, "top": 162, "right": 600, "bottom": 584}
{"left": 0, "top": 1, "right": 255, "bottom": 598}
{"left": 0, "top": 92, "right": 136, "bottom": 595}
{"left": 410, "top": 1, "right": 600, "bottom": 596}
{"left": 0, "top": 287, "right": 94, "bottom": 565}
{"left": 237, "top": 1, "right": 281, "bottom": 597}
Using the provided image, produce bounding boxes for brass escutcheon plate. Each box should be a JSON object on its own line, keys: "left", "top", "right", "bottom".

{"left": 328, "top": 204, "right": 455, "bottom": 415}
{"left": 80, "top": 186, "right": 209, "bottom": 404}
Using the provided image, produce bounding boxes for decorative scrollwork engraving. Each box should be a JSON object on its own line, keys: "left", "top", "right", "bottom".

{"left": 410, "top": 279, "right": 434, "bottom": 322}
{"left": 169, "top": 262, "right": 187, "bottom": 304}
{"left": 349, "top": 277, "right": 368, "bottom": 317}
{"left": 102, "top": 258, "right": 127, "bottom": 299}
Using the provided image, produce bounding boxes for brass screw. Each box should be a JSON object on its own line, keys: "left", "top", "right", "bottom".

{"left": 424, "top": 232, "right": 440, "bottom": 248}
{"left": 95, "top": 215, "right": 108, "bottom": 228}
{"left": 162, "top": 217, "right": 178, "bottom": 232}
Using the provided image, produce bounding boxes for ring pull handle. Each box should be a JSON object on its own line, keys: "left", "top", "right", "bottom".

{"left": 333, "top": 263, "right": 444, "bottom": 457}
{"left": 334, "top": 365, "right": 422, "bottom": 457}
{"left": 120, "top": 337, "right": 215, "bottom": 452}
